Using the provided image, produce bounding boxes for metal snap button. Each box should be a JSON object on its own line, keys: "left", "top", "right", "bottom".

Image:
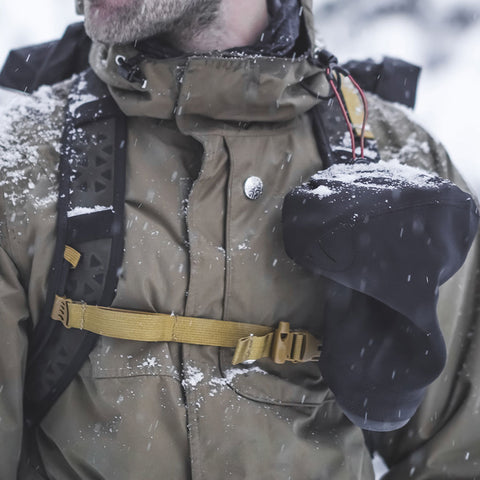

{"left": 244, "top": 176, "right": 264, "bottom": 200}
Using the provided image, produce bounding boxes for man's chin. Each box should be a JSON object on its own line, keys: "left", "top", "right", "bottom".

{"left": 84, "top": 20, "right": 142, "bottom": 44}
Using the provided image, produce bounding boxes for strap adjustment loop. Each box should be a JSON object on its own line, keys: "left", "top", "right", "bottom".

{"left": 51, "top": 296, "right": 70, "bottom": 328}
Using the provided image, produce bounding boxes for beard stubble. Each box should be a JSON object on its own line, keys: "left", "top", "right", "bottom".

{"left": 83, "top": 0, "right": 221, "bottom": 45}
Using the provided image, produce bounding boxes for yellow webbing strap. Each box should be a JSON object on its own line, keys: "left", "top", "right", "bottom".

{"left": 51, "top": 296, "right": 321, "bottom": 365}
{"left": 341, "top": 76, "right": 374, "bottom": 140}
{"left": 64, "top": 246, "right": 81, "bottom": 269}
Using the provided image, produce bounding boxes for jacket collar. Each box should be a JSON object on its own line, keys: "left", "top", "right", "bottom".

{"left": 89, "top": 0, "right": 328, "bottom": 123}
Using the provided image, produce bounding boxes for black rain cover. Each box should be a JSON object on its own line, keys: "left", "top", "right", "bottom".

{"left": 282, "top": 160, "right": 479, "bottom": 431}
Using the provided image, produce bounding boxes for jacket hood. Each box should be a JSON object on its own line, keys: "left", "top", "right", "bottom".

{"left": 89, "top": 0, "right": 329, "bottom": 123}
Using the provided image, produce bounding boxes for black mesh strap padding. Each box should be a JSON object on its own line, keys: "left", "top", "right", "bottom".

{"left": 24, "top": 69, "right": 127, "bottom": 427}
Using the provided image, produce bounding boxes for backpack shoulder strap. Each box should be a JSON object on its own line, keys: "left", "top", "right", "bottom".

{"left": 24, "top": 69, "right": 127, "bottom": 427}
{"left": 0, "top": 22, "right": 91, "bottom": 93}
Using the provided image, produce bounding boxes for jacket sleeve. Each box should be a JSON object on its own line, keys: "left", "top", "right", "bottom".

{"left": 366, "top": 97, "right": 480, "bottom": 479}
{"left": 0, "top": 213, "right": 30, "bottom": 478}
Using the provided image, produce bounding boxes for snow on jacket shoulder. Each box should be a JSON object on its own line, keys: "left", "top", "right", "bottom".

{"left": 0, "top": 82, "right": 69, "bottom": 480}
{"left": 0, "top": 82, "right": 68, "bottom": 255}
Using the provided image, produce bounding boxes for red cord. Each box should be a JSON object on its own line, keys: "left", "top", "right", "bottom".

{"left": 326, "top": 67, "right": 369, "bottom": 161}
{"left": 327, "top": 68, "right": 357, "bottom": 160}
{"left": 348, "top": 74, "right": 369, "bottom": 159}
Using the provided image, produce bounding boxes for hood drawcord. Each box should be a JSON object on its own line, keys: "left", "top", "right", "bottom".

{"left": 115, "top": 54, "right": 148, "bottom": 90}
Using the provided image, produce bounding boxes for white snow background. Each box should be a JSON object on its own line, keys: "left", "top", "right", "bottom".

{"left": 0, "top": 1, "right": 479, "bottom": 478}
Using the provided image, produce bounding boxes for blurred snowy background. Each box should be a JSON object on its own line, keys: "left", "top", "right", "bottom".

{"left": 0, "top": 0, "right": 479, "bottom": 195}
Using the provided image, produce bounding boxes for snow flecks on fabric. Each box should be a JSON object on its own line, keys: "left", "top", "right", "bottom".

{"left": 68, "top": 76, "right": 99, "bottom": 114}
{"left": 138, "top": 355, "right": 160, "bottom": 369}
{"left": 67, "top": 205, "right": 114, "bottom": 217}
{"left": 208, "top": 366, "right": 268, "bottom": 396}
{"left": 238, "top": 242, "right": 250, "bottom": 251}
{"left": 182, "top": 362, "right": 268, "bottom": 399}
{"left": 306, "top": 160, "right": 446, "bottom": 200}
{"left": 33, "top": 189, "right": 58, "bottom": 210}
{"left": 311, "top": 184, "right": 334, "bottom": 199}
{"left": 0, "top": 81, "right": 69, "bottom": 209}
{"left": 182, "top": 364, "right": 205, "bottom": 389}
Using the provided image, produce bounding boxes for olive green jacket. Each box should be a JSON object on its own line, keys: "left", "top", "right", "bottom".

{"left": 1, "top": 2, "right": 479, "bottom": 479}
